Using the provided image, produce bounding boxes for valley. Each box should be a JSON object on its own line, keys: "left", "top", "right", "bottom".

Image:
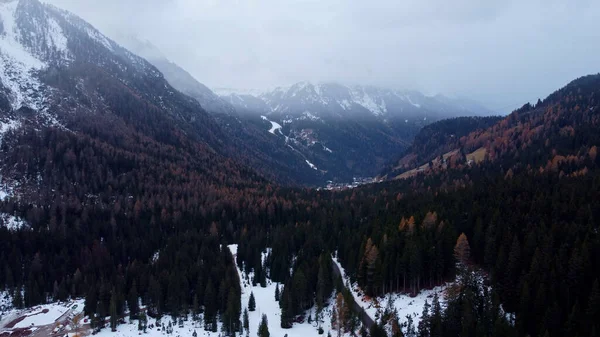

{"left": 0, "top": 1, "right": 599, "bottom": 337}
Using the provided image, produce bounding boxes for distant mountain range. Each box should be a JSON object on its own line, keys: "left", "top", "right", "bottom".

{"left": 217, "top": 82, "right": 495, "bottom": 121}
{"left": 87, "top": 35, "right": 496, "bottom": 184}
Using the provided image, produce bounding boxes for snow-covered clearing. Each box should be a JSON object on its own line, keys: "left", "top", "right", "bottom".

{"left": 13, "top": 300, "right": 83, "bottom": 329}
{"left": 332, "top": 256, "right": 449, "bottom": 332}
{"left": 90, "top": 245, "right": 345, "bottom": 337}
{"left": 228, "top": 244, "right": 349, "bottom": 337}
{"left": 0, "top": 297, "right": 84, "bottom": 337}
{"left": 260, "top": 115, "right": 283, "bottom": 135}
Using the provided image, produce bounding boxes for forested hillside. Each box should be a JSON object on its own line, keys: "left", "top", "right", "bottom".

{"left": 380, "top": 116, "right": 502, "bottom": 178}
{"left": 2, "top": 74, "right": 600, "bottom": 337}
{"left": 0, "top": 2, "right": 599, "bottom": 335}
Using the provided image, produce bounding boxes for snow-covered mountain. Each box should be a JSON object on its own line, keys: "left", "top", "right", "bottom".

{"left": 221, "top": 82, "right": 493, "bottom": 121}
{"left": 0, "top": 0, "right": 213, "bottom": 126}
{"left": 0, "top": 0, "right": 243, "bottom": 199}
{"left": 214, "top": 82, "right": 494, "bottom": 182}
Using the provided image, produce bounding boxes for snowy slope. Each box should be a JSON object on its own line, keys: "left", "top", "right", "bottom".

{"left": 228, "top": 244, "right": 350, "bottom": 337}
{"left": 261, "top": 115, "right": 282, "bottom": 135}
{"left": 0, "top": 0, "right": 49, "bottom": 111}
{"left": 332, "top": 256, "right": 450, "bottom": 334}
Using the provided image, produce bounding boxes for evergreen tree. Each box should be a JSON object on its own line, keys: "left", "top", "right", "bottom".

{"left": 248, "top": 291, "right": 256, "bottom": 311}
{"left": 258, "top": 314, "right": 269, "bottom": 337}
{"left": 406, "top": 315, "right": 416, "bottom": 337}
{"left": 280, "top": 289, "right": 293, "bottom": 329}
{"left": 430, "top": 293, "right": 442, "bottom": 337}
{"left": 587, "top": 279, "right": 600, "bottom": 333}
{"left": 110, "top": 290, "right": 118, "bottom": 332}
{"left": 127, "top": 281, "right": 139, "bottom": 319}
{"left": 275, "top": 284, "right": 280, "bottom": 302}
{"left": 418, "top": 300, "right": 430, "bottom": 337}
{"left": 204, "top": 281, "right": 216, "bottom": 331}
{"left": 243, "top": 308, "right": 250, "bottom": 335}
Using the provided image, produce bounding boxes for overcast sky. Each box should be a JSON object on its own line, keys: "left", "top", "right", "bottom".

{"left": 46, "top": 0, "right": 600, "bottom": 112}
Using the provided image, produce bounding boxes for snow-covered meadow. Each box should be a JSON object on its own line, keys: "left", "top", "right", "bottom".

{"left": 332, "top": 256, "right": 449, "bottom": 332}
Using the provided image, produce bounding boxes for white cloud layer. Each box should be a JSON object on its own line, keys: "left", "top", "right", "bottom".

{"left": 46, "top": 0, "right": 600, "bottom": 111}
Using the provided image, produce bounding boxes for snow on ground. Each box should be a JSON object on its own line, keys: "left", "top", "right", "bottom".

{"left": 13, "top": 300, "right": 82, "bottom": 329}
{"left": 93, "top": 318, "right": 209, "bottom": 337}
{"left": 350, "top": 87, "right": 387, "bottom": 116}
{"left": 0, "top": 1, "right": 48, "bottom": 111}
{"left": 305, "top": 160, "right": 318, "bottom": 170}
{"left": 0, "top": 298, "right": 84, "bottom": 332}
{"left": 91, "top": 245, "right": 344, "bottom": 337}
{"left": 0, "top": 213, "right": 28, "bottom": 230}
{"left": 228, "top": 244, "right": 344, "bottom": 337}
{"left": 261, "top": 115, "right": 283, "bottom": 135}
{"left": 332, "top": 255, "right": 449, "bottom": 332}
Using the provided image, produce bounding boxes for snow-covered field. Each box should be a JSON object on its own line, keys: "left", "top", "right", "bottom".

{"left": 332, "top": 256, "right": 449, "bottom": 332}
{"left": 0, "top": 297, "right": 84, "bottom": 337}
{"left": 94, "top": 245, "right": 343, "bottom": 337}
{"left": 228, "top": 244, "right": 341, "bottom": 337}
{"left": 1, "top": 248, "right": 450, "bottom": 337}
{"left": 12, "top": 300, "right": 83, "bottom": 329}
{"left": 261, "top": 115, "right": 283, "bottom": 135}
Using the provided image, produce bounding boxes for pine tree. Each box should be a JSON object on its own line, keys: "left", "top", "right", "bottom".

{"left": 128, "top": 281, "right": 139, "bottom": 319}
{"left": 406, "top": 315, "right": 416, "bottom": 337}
{"left": 418, "top": 300, "right": 430, "bottom": 337}
{"left": 275, "top": 284, "right": 280, "bottom": 302}
{"left": 110, "top": 290, "right": 118, "bottom": 332}
{"left": 224, "top": 288, "right": 240, "bottom": 335}
{"left": 204, "top": 281, "right": 216, "bottom": 331}
{"left": 243, "top": 308, "right": 250, "bottom": 335}
{"left": 258, "top": 314, "right": 269, "bottom": 337}
{"left": 249, "top": 291, "right": 256, "bottom": 311}
{"left": 430, "top": 293, "right": 442, "bottom": 337}
{"left": 280, "top": 289, "right": 293, "bottom": 329}
{"left": 587, "top": 279, "right": 600, "bottom": 333}
{"left": 334, "top": 292, "right": 345, "bottom": 337}
{"left": 12, "top": 289, "right": 23, "bottom": 309}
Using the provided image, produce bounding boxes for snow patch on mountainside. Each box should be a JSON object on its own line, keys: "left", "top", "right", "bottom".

{"left": 0, "top": 119, "right": 20, "bottom": 141}
{"left": 301, "top": 111, "right": 320, "bottom": 121}
{"left": 305, "top": 159, "right": 318, "bottom": 170}
{"left": 402, "top": 94, "right": 421, "bottom": 108}
{"left": 46, "top": 17, "right": 70, "bottom": 56}
{"left": 261, "top": 115, "right": 282, "bottom": 135}
{"left": 351, "top": 88, "right": 387, "bottom": 115}
{"left": 0, "top": 1, "right": 47, "bottom": 111}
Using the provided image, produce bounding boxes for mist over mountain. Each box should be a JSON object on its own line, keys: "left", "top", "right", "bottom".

{"left": 2, "top": 2, "right": 600, "bottom": 337}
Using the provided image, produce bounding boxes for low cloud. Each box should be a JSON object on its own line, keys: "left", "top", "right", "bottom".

{"left": 47, "top": 0, "right": 600, "bottom": 111}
